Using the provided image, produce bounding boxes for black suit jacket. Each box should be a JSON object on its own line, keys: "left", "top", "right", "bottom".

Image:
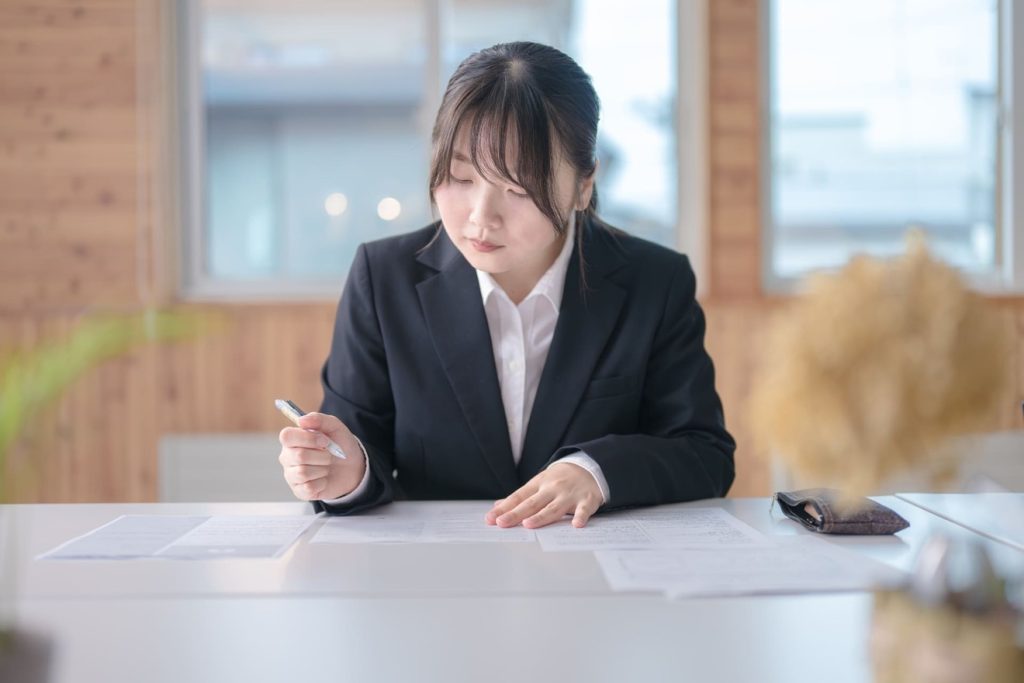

{"left": 312, "top": 218, "right": 735, "bottom": 515}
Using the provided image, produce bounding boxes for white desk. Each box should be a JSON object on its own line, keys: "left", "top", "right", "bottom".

{"left": 6, "top": 497, "right": 1017, "bottom": 683}
{"left": 897, "top": 492, "right": 1024, "bottom": 552}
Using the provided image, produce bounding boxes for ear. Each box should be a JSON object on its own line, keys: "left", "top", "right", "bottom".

{"left": 576, "top": 160, "right": 599, "bottom": 210}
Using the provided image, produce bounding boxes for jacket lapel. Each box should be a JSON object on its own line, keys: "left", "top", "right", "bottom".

{"left": 517, "top": 222, "right": 628, "bottom": 479}
{"left": 415, "top": 227, "right": 520, "bottom": 492}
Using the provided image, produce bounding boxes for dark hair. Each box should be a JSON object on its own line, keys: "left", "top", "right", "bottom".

{"left": 428, "top": 41, "right": 601, "bottom": 235}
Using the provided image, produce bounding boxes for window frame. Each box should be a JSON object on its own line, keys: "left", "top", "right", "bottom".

{"left": 1003, "top": 0, "right": 1024, "bottom": 289}
{"left": 174, "top": 0, "right": 704, "bottom": 302}
{"left": 177, "top": 0, "right": 443, "bottom": 301}
{"left": 760, "top": 0, "right": 1023, "bottom": 294}
{"left": 677, "top": 0, "right": 708, "bottom": 297}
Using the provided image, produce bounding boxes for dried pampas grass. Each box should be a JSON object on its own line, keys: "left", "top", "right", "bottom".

{"left": 750, "top": 235, "right": 1012, "bottom": 496}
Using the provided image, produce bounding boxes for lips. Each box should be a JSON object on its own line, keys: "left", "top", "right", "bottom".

{"left": 469, "top": 238, "right": 502, "bottom": 253}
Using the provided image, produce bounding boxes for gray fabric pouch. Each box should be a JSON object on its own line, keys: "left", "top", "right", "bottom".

{"left": 773, "top": 488, "right": 910, "bottom": 535}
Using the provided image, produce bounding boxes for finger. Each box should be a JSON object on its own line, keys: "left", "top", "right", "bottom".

{"left": 486, "top": 483, "right": 536, "bottom": 524}
{"left": 279, "top": 427, "right": 331, "bottom": 451}
{"left": 290, "top": 476, "right": 328, "bottom": 501}
{"left": 523, "top": 499, "right": 572, "bottom": 529}
{"left": 497, "top": 490, "right": 554, "bottom": 528}
{"left": 484, "top": 498, "right": 507, "bottom": 525}
{"left": 572, "top": 498, "right": 600, "bottom": 528}
{"left": 296, "top": 412, "right": 346, "bottom": 441}
{"left": 484, "top": 502, "right": 504, "bottom": 524}
{"left": 486, "top": 491, "right": 523, "bottom": 523}
{"left": 284, "top": 464, "right": 330, "bottom": 486}
{"left": 278, "top": 446, "right": 333, "bottom": 468}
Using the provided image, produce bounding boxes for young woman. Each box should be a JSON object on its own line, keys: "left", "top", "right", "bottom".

{"left": 277, "top": 41, "right": 735, "bottom": 530}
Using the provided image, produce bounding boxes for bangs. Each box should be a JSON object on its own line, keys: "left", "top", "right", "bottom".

{"left": 429, "top": 61, "right": 571, "bottom": 233}
{"left": 462, "top": 106, "right": 550, "bottom": 197}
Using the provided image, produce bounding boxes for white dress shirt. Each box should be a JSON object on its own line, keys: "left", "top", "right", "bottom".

{"left": 324, "top": 220, "right": 610, "bottom": 505}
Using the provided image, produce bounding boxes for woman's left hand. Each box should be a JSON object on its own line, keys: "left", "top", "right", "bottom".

{"left": 484, "top": 462, "right": 603, "bottom": 529}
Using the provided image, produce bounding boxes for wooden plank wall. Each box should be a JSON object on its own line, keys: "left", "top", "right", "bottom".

{"left": 0, "top": 0, "right": 336, "bottom": 502}
{"left": 701, "top": 0, "right": 1023, "bottom": 496}
{"left": 0, "top": 0, "right": 1020, "bottom": 502}
{"left": 704, "top": 0, "right": 773, "bottom": 495}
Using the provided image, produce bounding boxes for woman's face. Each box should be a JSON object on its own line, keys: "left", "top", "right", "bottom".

{"left": 433, "top": 127, "right": 593, "bottom": 290}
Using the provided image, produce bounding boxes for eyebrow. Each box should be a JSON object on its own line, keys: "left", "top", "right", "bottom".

{"left": 450, "top": 150, "right": 526, "bottom": 187}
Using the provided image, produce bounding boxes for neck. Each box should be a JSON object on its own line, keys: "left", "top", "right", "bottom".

{"left": 491, "top": 213, "right": 581, "bottom": 305}
{"left": 493, "top": 232, "right": 568, "bottom": 305}
{"left": 492, "top": 275, "right": 536, "bottom": 306}
{"left": 493, "top": 250, "right": 558, "bottom": 305}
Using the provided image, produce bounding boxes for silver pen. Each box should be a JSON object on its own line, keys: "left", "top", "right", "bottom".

{"left": 274, "top": 399, "right": 347, "bottom": 459}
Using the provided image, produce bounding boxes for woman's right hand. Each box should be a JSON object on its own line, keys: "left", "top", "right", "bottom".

{"left": 278, "top": 412, "right": 367, "bottom": 501}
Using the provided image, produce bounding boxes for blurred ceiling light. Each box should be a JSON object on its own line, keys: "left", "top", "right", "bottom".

{"left": 377, "top": 197, "right": 401, "bottom": 221}
{"left": 324, "top": 192, "right": 348, "bottom": 217}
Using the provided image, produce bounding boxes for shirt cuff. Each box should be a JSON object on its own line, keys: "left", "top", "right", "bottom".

{"left": 552, "top": 451, "right": 609, "bottom": 505}
{"left": 318, "top": 437, "right": 371, "bottom": 506}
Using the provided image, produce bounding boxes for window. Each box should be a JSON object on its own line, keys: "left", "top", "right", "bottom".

{"left": 179, "top": 0, "right": 683, "bottom": 299}
{"left": 765, "top": 0, "right": 1020, "bottom": 290}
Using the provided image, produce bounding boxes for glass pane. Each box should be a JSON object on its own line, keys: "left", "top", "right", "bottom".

{"left": 448, "top": 0, "right": 677, "bottom": 246}
{"left": 201, "top": 0, "right": 430, "bottom": 281}
{"left": 200, "top": 0, "right": 677, "bottom": 286}
{"left": 770, "top": 0, "right": 998, "bottom": 278}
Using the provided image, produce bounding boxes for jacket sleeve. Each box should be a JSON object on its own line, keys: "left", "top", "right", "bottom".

{"left": 311, "top": 244, "right": 397, "bottom": 516}
{"left": 548, "top": 256, "right": 736, "bottom": 509}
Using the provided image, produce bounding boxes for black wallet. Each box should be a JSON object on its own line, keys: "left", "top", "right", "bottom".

{"left": 772, "top": 488, "right": 910, "bottom": 535}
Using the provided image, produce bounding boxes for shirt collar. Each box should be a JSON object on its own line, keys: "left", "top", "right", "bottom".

{"left": 476, "top": 218, "right": 576, "bottom": 311}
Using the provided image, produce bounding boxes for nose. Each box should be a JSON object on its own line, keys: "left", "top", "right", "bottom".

{"left": 468, "top": 184, "right": 502, "bottom": 229}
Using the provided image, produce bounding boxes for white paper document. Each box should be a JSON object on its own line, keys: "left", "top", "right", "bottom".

{"left": 311, "top": 501, "right": 535, "bottom": 544}
{"left": 535, "top": 507, "right": 769, "bottom": 551}
{"left": 154, "top": 516, "right": 316, "bottom": 559}
{"left": 595, "top": 536, "right": 907, "bottom": 598}
{"left": 38, "top": 515, "right": 315, "bottom": 560}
